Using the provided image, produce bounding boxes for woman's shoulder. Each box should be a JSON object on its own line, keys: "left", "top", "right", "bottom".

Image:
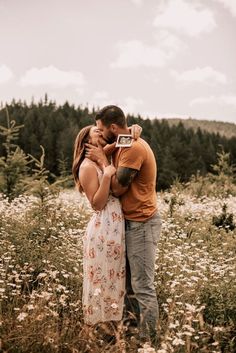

{"left": 80, "top": 159, "right": 101, "bottom": 174}
{"left": 81, "top": 158, "right": 95, "bottom": 168}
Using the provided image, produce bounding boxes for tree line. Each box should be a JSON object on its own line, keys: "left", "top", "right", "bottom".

{"left": 0, "top": 98, "right": 235, "bottom": 190}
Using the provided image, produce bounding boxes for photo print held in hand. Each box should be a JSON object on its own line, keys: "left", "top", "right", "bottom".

{"left": 115, "top": 134, "right": 133, "bottom": 148}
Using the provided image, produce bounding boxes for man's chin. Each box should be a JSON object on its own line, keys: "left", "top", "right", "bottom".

{"left": 106, "top": 136, "right": 116, "bottom": 144}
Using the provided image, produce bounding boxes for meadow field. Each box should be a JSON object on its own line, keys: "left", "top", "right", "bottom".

{"left": 0, "top": 184, "right": 235, "bottom": 353}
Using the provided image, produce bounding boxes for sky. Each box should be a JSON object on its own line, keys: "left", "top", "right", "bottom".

{"left": 0, "top": 0, "right": 236, "bottom": 123}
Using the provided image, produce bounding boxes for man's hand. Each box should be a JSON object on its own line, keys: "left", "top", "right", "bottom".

{"left": 128, "top": 124, "right": 142, "bottom": 140}
{"left": 85, "top": 143, "right": 109, "bottom": 168}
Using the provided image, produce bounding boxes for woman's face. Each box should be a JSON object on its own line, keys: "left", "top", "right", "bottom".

{"left": 88, "top": 126, "right": 107, "bottom": 147}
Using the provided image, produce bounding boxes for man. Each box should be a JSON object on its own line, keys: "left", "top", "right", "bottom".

{"left": 86, "top": 105, "right": 162, "bottom": 345}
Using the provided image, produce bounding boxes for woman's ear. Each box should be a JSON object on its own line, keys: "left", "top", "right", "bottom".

{"left": 86, "top": 134, "right": 92, "bottom": 144}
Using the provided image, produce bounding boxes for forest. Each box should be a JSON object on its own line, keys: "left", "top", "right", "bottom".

{"left": 0, "top": 98, "right": 236, "bottom": 190}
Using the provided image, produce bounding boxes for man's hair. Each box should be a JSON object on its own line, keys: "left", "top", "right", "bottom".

{"left": 95, "top": 105, "right": 126, "bottom": 128}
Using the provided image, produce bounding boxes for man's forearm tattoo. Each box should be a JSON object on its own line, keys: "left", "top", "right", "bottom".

{"left": 116, "top": 167, "right": 138, "bottom": 187}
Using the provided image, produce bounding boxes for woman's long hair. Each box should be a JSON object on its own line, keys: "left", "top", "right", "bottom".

{"left": 72, "top": 125, "right": 93, "bottom": 192}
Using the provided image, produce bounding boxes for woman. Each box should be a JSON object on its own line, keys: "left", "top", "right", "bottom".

{"left": 72, "top": 125, "right": 125, "bottom": 325}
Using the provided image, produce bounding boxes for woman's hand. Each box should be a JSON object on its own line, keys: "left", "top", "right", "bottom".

{"left": 128, "top": 124, "right": 142, "bottom": 140}
{"left": 103, "top": 165, "right": 116, "bottom": 178}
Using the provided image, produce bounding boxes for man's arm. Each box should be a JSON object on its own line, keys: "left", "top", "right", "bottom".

{"left": 111, "top": 166, "right": 138, "bottom": 197}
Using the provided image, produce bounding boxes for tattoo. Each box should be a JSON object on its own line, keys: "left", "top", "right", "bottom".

{"left": 116, "top": 167, "right": 138, "bottom": 187}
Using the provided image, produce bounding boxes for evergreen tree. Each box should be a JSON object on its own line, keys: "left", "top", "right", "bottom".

{"left": 0, "top": 107, "right": 30, "bottom": 200}
{"left": 0, "top": 99, "right": 236, "bottom": 190}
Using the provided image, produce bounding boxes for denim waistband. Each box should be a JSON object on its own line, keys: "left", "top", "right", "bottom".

{"left": 125, "top": 211, "right": 161, "bottom": 228}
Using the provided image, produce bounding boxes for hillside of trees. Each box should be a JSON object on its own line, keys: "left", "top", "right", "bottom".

{"left": 0, "top": 98, "right": 236, "bottom": 190}
{"left": 164, "top": 117, "right": 236, "bottom": 139}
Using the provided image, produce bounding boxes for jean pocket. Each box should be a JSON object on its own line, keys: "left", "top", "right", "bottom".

{"left": 126, "top": 220, "right": 143, "bottom": 231}
{"left": 150, "top": 220, "right": 162, "bottom": 245}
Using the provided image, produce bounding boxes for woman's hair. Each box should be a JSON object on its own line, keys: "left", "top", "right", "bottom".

{"left": 72, "top": 125, "right": 93, "bottom": 192}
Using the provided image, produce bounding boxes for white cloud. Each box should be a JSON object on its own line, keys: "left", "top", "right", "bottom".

{"left": 111, "top": 40, "right": 168, "bottom": 68}
{"left": 90, "top": 91, "right": 112, "bottom": 110}
{"left": 123, "top": 97, "right": 144, "bottom": 114}
{"left": 0, "top": 65, "right": 14, "bottom": 84}
{"left": 153, "top": 0, "right": 216, "bottom": 37}
{"left": 190, "top": 94, "right": 236, "bottom": 107}
{"left": 214, "top": 0, "right": 236, "bottom": 17}
{"left": 89, "top": 92, "right": 144, "bottom": 116}
{"left": 19, "top": 66, "right": 86, "bottom": 88}
{"left": 171, "top": 66, "right": 227, "bottom": 84}
{"left": 130, "top": 0, "right": 143, "bottom": 6}
{"left": 93, "top": 91, "right": 109, "bottom": 100}
{"left": 220, "top": 95, "right": 236, "bottom": 106}
{"left": 111, "top": 31, "right": 184, "bottom": 68}
{"left": 190, "top": 95, "right": 217, "bottom": 105}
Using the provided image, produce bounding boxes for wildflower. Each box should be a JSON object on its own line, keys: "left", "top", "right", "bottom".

{"left": 172, "top": 337, "right": 185, "bottom": 346}
{"left": 138, "top": 343, "right": 156, "bottom": 353}
{"left": 94, "top": 288, "right": 101, "bottom": 296}
{"left": 27, "top": 304, "right": 35, "bottom": 310}
{"left": 37, "top": 272, "right": 47, "bottom": 280}
{"left": 169, "top": 320, "right": 179, "bottom": 328}
{"left": 213, "top": 326, "right": 224, "bottom": 332}
{"left": 212, "top": 341, "right": 219, "bottom": 346}
{"left": 17, "top": 312, "right": 28, "bottom": 321}
{"left": 185, "top": 303, "right": 196, "bottom": 312}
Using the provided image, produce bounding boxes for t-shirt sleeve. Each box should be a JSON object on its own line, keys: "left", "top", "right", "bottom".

{"left": 118, "top": 142, "right": 145, "bottom": 171}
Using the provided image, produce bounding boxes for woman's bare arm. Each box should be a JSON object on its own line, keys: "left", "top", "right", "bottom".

{"left": 79, "top": 163, "right": 116, "bottom": 211}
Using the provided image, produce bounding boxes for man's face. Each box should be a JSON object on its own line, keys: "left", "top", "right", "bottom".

{"left": 96, "top": 119, "right": 117, "bottom": 144}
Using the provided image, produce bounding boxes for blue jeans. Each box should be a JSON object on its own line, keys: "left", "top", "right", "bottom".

{"left": 124, "top": 212, "right": 162, "bottom": 342}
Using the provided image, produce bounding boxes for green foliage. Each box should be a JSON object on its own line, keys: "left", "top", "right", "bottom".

{"left": 210, "top": 147, "right": 236, "bottom": 197}
{"left": 24, "top": 145, "right": 55, "bottom": 203}
{"left": 166, "top": 117, "right": 236, "bottom": 139}
{"left": 212, "top": 203, "right": 235, "bottom": 232}
{"left": 1, "top": 99, "right": 236, "bottom": 191}
{"left": 57, "top": 153, "right": 74, "bottom": 188}
{"left": 24, "top": 146, "right": 71, "bottom": 206}
{"left": 0, "top": 107, "right": 70, "bottom": 202}
{"left": 183, "top": 148, "right": 236, "bottom": 197}
{"left": 163, "top": 185, "right": 185, "bottom": 218}
{"left": 0, "top": 107, "right": 30, "bottom": 200}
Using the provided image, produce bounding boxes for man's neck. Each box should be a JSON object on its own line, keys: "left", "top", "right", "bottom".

{"left": 117, "top": 127, "right": 130, "bottom": 135}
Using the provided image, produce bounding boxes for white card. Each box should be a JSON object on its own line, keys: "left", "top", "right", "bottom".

{"left": 115, "top": 134, "right": 133, "bottom": 147}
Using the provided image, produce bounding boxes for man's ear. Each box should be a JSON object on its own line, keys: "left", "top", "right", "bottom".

{"left": 110, "top": 123, "right": 118, "bottom": 133}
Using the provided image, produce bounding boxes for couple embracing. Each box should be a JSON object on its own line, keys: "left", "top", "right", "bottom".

{"left": 72, "top": 105, "right": 162, "bottom": 345}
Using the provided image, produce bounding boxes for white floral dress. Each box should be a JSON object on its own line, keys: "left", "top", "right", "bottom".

{"left": 82, "top": 163, "right": 125, "bottom": 325}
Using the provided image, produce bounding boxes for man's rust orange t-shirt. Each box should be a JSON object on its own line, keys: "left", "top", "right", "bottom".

{"left": 113, "top": 138, "right": 157, "bottom": 221}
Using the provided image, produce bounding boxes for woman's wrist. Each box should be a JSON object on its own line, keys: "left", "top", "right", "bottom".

{"left": 98, "top": 158, "right": 109, "bottom": 168}
{"left": 102, "top": 172, "right": 112, "bottom": 179}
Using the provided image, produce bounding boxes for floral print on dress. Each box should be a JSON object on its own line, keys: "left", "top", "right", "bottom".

{"left": 82, "top": 165, "right": 125, "bottom": 325}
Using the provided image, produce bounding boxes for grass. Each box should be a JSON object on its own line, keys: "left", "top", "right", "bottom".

{"left": 0, "top": 189, "right": 235, "bottom": 352}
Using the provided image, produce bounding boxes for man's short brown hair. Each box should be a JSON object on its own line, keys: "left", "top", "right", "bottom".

{"left": 95, "top": 105, "right": 127, "bottom": 128}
